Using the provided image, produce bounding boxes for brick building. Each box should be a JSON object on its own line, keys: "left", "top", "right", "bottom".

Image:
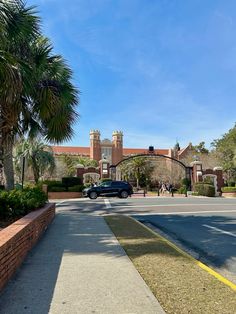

{"left": 51, "top": 130, "right": 223, "bottom": 192}
{"left": 51, "top": 130, "right": 191, "bottom": 164}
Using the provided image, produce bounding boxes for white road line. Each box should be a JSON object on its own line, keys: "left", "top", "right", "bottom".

{"left": 55, "top": 200, "right": 68, "bottom": 206}
{"left": 203, "top": 224, "right": 236, "bottom": 238}
{"left": 104, "top": 199, "right": 111, "bottom": 209}
{"left": 112, "top": 203, "right": 236, "bottom": 208}
{"left": 128, "top": 209, "right": 236, "bottom": 215}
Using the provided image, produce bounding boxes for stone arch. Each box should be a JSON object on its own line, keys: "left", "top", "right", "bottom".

{"left": 83, "top": 172, "right": 100, "bottom": 184}
{"left": 110, "top": 153, "right": 192, "bottom": 192}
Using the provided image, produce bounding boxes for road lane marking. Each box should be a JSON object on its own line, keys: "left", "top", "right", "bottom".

{"left": 113, "top": 203, "right": 236, "bottom": 208}
{"left": 130, "top": 209, "right": 236, "bottom": 215}
{"left": 55, "top": 200, "right": 68, "bottom": 206}
{"left": 203, "top": 224, "right": 236, "bottom": 238}
{"left": 134, "top": 218, "right": 236, "bottom": 292}
{"left": 104, "top": 199, "right": 111, "bottom": 209}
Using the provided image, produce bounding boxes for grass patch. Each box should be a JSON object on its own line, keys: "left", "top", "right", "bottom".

{"left": 105, "top": 215, "right": 236, "bottom": 314}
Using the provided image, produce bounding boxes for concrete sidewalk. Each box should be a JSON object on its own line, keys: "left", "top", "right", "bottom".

{"left": 0, "top": 207, "right": 165, "bottom": 314}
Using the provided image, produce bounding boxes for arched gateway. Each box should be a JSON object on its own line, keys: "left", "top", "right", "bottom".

{"left": 109, "top": 153, "right": 193, "bottom": 192}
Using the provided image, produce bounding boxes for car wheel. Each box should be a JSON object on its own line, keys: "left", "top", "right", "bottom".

{"left": 89, "top": 191, "right": 98, "bottom": 199}
{"left": 120, "top": 190, "right": 128, "bottom": 198}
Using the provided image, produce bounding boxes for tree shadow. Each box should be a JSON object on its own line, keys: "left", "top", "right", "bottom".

{"left": 0, "top": 211, "right": 125, "bottom": 314}
{"left": 133, "top": 214, "right": 236, "bottom": 270}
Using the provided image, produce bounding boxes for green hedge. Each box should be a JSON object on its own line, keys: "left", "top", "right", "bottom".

{"left": 43, "top": 178, "right": 83, "bottom": 192}
{"left": 221, "top": 187, "right": 236, "bottom": 193}
{"left": 49, "top": 186, "right": 67, "bottom": 192}
{"left": 62, "top": 177, "right": 82, "bottom": 188}
{"left": 68, "top": 185, "right": 84, "bottom": 192}
{"left": 177, "top": 186, "right": 187, "bottom": 194}
{"left": 0, "top": 187, "right": 48, "bottom": 219}
{"left": 194, "top": 183, "right": 215, "bottom": 197}
{"left": 42, "top": 180, "right": 65, "bottom": 192}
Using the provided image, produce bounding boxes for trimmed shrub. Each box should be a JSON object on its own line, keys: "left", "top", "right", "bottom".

{"left": 62, "top": 177, "right": 82, "bottom": 188}
{"left": 181, "top": 178, "right": 191, "bottom": 187}
{"left": 50, "top": 186, "right": 67, "bottom": 192}
{"left": 0, "top": 191, "right": 10, "bottom": 219}
{"left": 228, "top": 181, "right": 235, "bottom": 187}
{"left": 194, "top": 183, "right": 215, "bottom": 197}
{"left": 0, "top": 187, "right": 48, "bottom": 219}
{"left": 68, "top": 185, "right": 84, "bottom": 192}
{"left": 42, "top": 180, "right": 64, "bottom": 190}
{"left": 221, "top": 187, "right": 236, "bottom": 193}
{"left": 177, "top": 186, "right": 187, "bottom": 194}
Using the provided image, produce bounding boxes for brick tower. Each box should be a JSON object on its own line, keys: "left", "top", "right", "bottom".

{"left": 112, "top": 131, "right": 123, "bottom": 165}
{"left": 90, "top": 130, "right": 101, "bottom": 161}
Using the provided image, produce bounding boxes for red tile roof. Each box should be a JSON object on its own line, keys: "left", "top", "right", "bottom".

{"left": 51, "top": 146, "right": 170, "bottom": 156}
{"left": 52, "top": 146, "right": 90, "bottom": 155}
{"left": 123, "top": 148, "right": 169, "bottom": 155}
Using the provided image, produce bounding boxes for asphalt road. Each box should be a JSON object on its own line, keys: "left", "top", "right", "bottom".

{"left": 55, "top": 196, "right": 236, "bottom": 284}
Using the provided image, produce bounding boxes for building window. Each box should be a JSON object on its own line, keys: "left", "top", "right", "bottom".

{"left": 101, "top": 147, "right": 112, "bottom": 163}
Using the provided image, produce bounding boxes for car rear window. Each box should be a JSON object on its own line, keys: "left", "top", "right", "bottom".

{"left": 111, "top": 181, "right": 122, "bottom": 187}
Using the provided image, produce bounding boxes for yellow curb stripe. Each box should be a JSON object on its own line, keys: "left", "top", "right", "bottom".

{"left": 129, "top": 216, "right": 236, "bottom": 292}
{"left": 197, "top": 261, "right": 236, "bottom": 291}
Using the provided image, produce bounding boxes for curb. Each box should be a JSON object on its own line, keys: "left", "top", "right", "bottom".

{"left": 131, "top": 216, "right": 236, "bottom": 292}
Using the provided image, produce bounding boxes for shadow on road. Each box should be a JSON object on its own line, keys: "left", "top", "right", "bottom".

{"left": 134, "top": 214, "right": 236, "bottom": 269}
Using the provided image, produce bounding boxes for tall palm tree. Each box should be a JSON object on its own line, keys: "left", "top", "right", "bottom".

{"left": 14, "top": 138, "right": 55, "bottom": 184}
{"left": 0, "top": 1, "right": 79, "bottom": 189}
{"left": 0, "top": 0, "right": 40, "bottom": 189}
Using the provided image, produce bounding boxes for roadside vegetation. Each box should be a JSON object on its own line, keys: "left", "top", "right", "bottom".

{"left": 105, "top": 215, "right": 236, "bottom": 314}
{"left": 0, "top": 186, "right": 47, "bottom": 228}
{"left": 43, "top": 176, "right": 84, "bottom": 192}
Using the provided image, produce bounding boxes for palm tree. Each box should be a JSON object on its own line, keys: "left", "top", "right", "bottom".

{"left": 14, "top": 138, "right": 55, "bottom": 184}
{"left": 0, "top": 1, "right": 79, "bottom": 189}
{"left": 0, "top": 0, "right": 40, "bottom": 189}
{"left": 62, "top": 155, "right": 98, "bottom": 176}
{"left": 120, "top": 157, "right": 153, "bottom": 188}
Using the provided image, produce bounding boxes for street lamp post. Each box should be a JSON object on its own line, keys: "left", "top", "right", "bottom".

{"left": 21, "top": 156, "right": 25, "bottom": 190}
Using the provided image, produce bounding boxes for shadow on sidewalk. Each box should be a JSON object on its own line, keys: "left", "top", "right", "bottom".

{"left": 0, "top": 211, "right": 124, "bottom": 314}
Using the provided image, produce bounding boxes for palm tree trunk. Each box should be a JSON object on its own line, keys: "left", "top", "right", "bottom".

{"left": 0, "top": 109, "right": 4, "bottom": 185}
{"left": 3, "top": 136, "right": 14, "bottom": 190}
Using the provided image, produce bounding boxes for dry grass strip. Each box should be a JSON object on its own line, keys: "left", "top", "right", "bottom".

{"left": 105, "top": 215, "right": 236, "bottom": 314}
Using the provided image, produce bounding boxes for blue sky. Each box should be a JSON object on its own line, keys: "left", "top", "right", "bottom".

{"left": 28, "top": 0, "right": 236, "bottom": 149}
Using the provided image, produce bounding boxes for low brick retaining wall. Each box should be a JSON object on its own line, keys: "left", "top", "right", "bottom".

{"left": 48, "top": 191, "right": 82, "bottom": 199}
{"left": 222, "top": 192, "right": 236, "bottom": 198}
{"left": 0, "top": 203, "right": 55, "bottom": 292}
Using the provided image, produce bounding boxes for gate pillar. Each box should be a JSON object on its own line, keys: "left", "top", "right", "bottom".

{"left": 190, "top": 161, "right": 203, "bottom": 184}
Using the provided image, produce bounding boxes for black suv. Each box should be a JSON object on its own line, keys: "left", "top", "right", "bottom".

{"left": 83, "top": 181, "right": 133, "bottom": 199}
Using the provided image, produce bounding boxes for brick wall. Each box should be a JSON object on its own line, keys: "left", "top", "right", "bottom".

{"left": 48, "top": 191, "right": 82, "bottom": 199}
{"left": 0, "top": 203, "right": 55, "bottom": 292}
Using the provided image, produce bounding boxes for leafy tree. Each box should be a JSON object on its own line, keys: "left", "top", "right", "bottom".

{"left": 193, "top": 142, "right": 209, "bottom": 154}
{"left": 62, "top": 155, "right": 98, "bottom": 177}
{"left": 62, "top": 155, "right": 76, "bottom": 176}
{"left": 77, "top": 156, "right": 98, "bottom": 168}
{"left": 211, "top": 124, "right": 236, "bottom": 181}
{"left": 119, "top": 157, "right": 153, "bottom": 188}
{"left": 14, "top": 138, "right": 55, "bottom": 183}
{"left": 0, "top": 1, "right": 79, "bottom": 189}
{"left": 180, "top": 142, "right": 217, "bottom": 169}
